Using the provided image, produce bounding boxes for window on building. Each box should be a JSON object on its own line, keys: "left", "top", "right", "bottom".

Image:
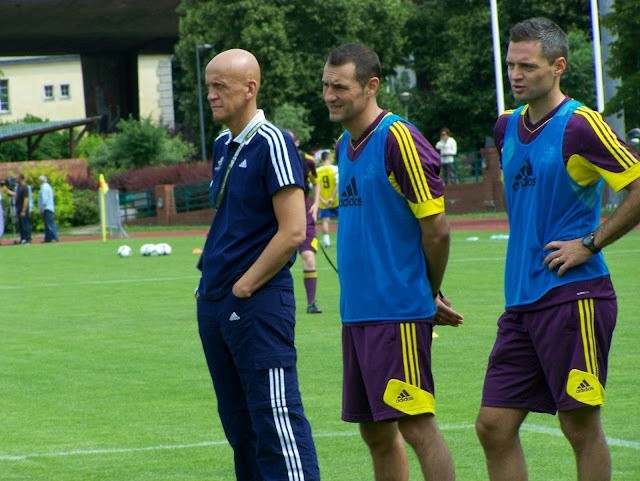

{"left": 60, "top": 83, "right": 70, "bottom": 99}
{"left": 0, "top": 79, "right": 9, "bottom": 113}
{"left": 44, "top": 84, "right": 54, "bottom": 100}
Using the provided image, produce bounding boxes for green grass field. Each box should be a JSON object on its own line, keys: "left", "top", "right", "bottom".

{"left": 1, "top": 229, "right": 638, "bottom": 480}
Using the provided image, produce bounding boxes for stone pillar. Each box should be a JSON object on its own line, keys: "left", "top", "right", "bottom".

{"left": 480, "top": 147, "right": 505, "bottom": 211}
{"left": 154, "top": 184, "right": 175, "bottom": 225}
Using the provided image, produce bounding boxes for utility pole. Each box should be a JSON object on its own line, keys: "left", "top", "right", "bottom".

{"left": 196, "top": 42, "right": 213, "bottom": 162}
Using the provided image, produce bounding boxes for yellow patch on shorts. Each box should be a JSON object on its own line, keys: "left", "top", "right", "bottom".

{"left": 566, "top": 369, "right": 605, "bottom": 406}
{"left": 383, "top": 379, "right": 436, "bottom": 415}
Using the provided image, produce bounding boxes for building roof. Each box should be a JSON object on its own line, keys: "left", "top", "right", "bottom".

{"left": 0, "top": 117, "right": 101, "bottom": 159}
{"left": 0, "top": 1, "right": 180, "bottom": 56}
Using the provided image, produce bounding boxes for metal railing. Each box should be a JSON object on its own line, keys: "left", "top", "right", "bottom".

{"left": 119, "top": 189, "right": 156, "bottom": 221}
{"left": 443, "top": 151, "right": 485, "bottom": 184}
{"left": 174, "top": 180, "right": 212, "bottom": 213}
{"left": 120, "top": 180, "right": 212, "bottom": 220}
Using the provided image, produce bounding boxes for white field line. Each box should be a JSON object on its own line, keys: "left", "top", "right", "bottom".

{"left": 0, "top": 423, "right": 637, "bottom": 461}
{"left": 521, "top": 424, "right": 640, "bottom": 450}
{"left": 0, "top": 276, "right": 198, "bottom": 290}
{"left": 2, "top": 249, "right": 637, "bottom": 290}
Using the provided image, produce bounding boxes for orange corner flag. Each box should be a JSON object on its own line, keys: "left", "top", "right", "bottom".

{"left": 99, "top": 174, "right": 109, "bottom": 194}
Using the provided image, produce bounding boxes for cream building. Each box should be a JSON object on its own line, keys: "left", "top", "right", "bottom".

{"left": 0, "top": 55, "right": 85, "bottom": 121}
{"left": 137, "top": 55, "right": 175, "bottom": 129}
{"left": 0, "top": 54, "right": 174, "bottom": 128}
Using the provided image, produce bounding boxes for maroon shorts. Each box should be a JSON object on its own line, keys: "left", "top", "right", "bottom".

{"left": 481, "top": 298, "right": 617, "bottom": 414}
{"left": 342, "top": 321, "right": 435, "bottom": 423}
{"left": 298, "top": 209, "right": 317, "bottom": 254}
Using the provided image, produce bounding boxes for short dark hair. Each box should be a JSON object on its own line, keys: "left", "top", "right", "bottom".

{"left": 326, "top": 43, "right": 381, "bottom": 87}
{"left": 509, "top": 17, "right": 568, "bottom": 64}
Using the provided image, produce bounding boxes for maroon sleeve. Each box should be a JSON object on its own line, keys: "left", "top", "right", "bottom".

{"left": 384, "top": 121, "right": 444, "bottom": 204}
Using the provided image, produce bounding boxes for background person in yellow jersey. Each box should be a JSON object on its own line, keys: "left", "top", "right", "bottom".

{"left": 323, "top": 42, "right": 463, "bottom": 481}
{"left": 475, "top": 18, "right": 640, "bottom": 481}
{"left": 315, "top": 149, "right": 339, "bottom": 248}
{"left": 287, "top": 129, "right": 323, "bottom": 314}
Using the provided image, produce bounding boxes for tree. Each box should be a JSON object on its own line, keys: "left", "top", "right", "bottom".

{"left": 173, "top": 0, "right": 412, "bottom": 149}
{"left": 406, "top": 0, "right": 591, "bottom": 150}
{"left": 602, "top": 0, "right": 640, "bottom": 130}
{"left": 174, "top": 0, "right": 599, "bottom": 151}
{"left": 272, "top": 103, "right": 313, "bottom": 146}
{"left": 563, "top": 30, "right": 596, "bottom": 109}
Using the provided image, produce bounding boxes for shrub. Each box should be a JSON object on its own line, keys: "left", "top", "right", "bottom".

{"left": 107, "top": 161, "right": 212, "bottom": 191}
{"left": 67, "top": 174, "right": 98, "bottom": 191}
{"left": 75, "top": 133, "right": 107, "bottom": 160}
{"left": 12, "top": 164, "right": 74, "bottom": 232}
{"left": 70, "top": 189, "right": 100, "bottom": 226}
{"left": 88, "top": 116, "right": 195, "bottom": 171}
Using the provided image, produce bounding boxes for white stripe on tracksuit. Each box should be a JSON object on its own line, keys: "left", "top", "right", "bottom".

{"left": 259, "top": 124, "right": 296, "bottom": 187}
{"left": 269, "top": 367, "right": 304, "bottom": 481}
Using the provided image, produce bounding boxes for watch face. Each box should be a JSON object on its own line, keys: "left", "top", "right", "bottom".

{"left": 582, "top": 233, "right": 598, "bottom": 253}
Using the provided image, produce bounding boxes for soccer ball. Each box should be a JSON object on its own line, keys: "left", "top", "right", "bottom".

{"left": 157, "top": 243, "right": 172, "bottom": 255}
{"left": 117, "top": 245, "right": 132, "bottom": 257}
{"left": 140, "top": 244, "right": 154, "bottom": 256}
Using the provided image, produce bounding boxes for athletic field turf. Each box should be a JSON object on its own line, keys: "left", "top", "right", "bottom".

{"left": 1, "top": 229, "right": 638, "bottom": 480}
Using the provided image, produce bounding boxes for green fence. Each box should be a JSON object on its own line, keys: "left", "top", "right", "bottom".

{"left": 451, "top": 151, "right": 485, "bottom": 184}
{"left": 120, "top": 152, "right": 484, "bottom": 221}
{"left": 174, "top": 180, "right": 211, "bottom": 213}
{"left": 120, "top": 180, "right": 211, "bottom": 220}
{"left": 119, "top": 189, "right": 156, "bottom": 221}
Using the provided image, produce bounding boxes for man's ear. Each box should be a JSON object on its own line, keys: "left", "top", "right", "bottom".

{"left": 246, "top": 79, "right": 258, "bottom": 99}
{"left": 554, "top": 57, "right": 567, "bottom": 77}
{"left": 366, "top": 77, "right": 380, "bottom": 97}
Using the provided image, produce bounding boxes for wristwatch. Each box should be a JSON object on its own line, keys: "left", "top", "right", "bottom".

{"left": 581, "top": 232, "right": 601, "bottom": 254}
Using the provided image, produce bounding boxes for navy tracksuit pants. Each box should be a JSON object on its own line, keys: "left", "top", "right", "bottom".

{"left": 197, "top": 286, "right": 320, "bottom": 481}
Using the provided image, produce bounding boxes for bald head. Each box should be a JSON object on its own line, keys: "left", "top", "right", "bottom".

{"left": 209, "top": 49, "right": 261, "bottom": 89}
{"left": 205, "top": 49, "right": 262, "bottom": 135}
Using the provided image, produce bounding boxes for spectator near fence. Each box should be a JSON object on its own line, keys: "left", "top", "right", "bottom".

{"left": 435, "top": 127, "right": 458, "bottom": 184}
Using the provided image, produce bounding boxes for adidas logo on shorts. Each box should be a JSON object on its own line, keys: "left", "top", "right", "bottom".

{"left": 576, "top": 379, "right": 595, "bottom": 393}
{"left": 395, "top": 389, "right": 414, "bottom": 403}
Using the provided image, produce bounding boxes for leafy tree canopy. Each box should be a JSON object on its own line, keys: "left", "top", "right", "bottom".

{"left": 174, "top": 0, "right": 639, "bottom": 151}
{"left": 602, "top": 0, "right": 640, "bottom": 129}
{"left": 174, "top": 0, "right": 412, "bottom": 149}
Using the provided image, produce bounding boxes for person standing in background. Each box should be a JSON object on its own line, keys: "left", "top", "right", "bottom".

{"left": 435, "top": 128, "right": 457, "bottom": 184}
{"left": 6, "top": 173, "right": 32, "bottom": 244}
{"left": 0, "top": 189, "right": 5, "bottom": 244}
{"left": 287, "top": 129, "right": 323, "bottom": 314}
{"left": 38, "top": 175, "right": 59, "bottom": 243}
{"left": 316, "top": 150, "right": 339, "bottom": 249}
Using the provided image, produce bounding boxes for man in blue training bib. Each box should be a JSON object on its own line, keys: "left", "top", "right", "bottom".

{"left": 323, "top": 42, "right": 463, "bottom": 481}
{"left": 475, "top": 18, "right": 640, "bottom": 481}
